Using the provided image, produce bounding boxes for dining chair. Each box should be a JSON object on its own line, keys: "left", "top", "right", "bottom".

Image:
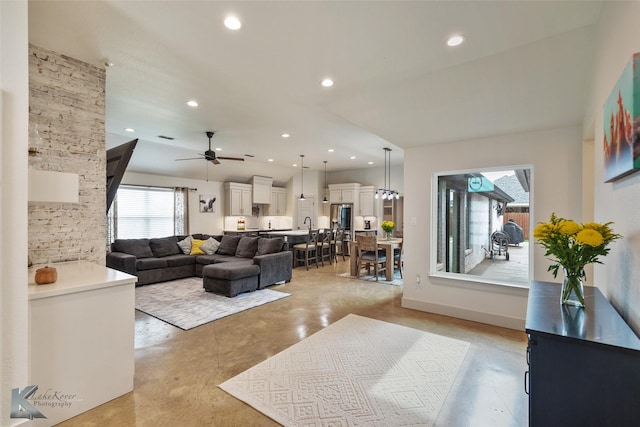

{"left": 316, "top": 229, "right": 332, "bottom": 267}
{"left": 356, "top": 234, "right": 386, "bottom": 280}
{"left": 331, "top": 228, "right": 346, "bottom": 262}
{"left": 394, "top": 241, "right": 404, "bottom": 279}
{"left": 293, "top": 229, "right": 319, "bottom": 270}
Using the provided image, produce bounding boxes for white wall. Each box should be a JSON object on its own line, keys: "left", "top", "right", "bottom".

{"left": 0, "top": 1, "right": 29, "bottom": 423}
{"left": 402, "top": 126, "right": 583, "bottom": 329}
{"left": 329, "top": 164, "right": 404, "bottom": 195}
{"left": 583, "top": 1, "right": 640, "bottom": 334}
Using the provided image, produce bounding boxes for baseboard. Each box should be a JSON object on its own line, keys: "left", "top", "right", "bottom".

{"left": 401, "top": 297, "right": 525, "bottom": 331}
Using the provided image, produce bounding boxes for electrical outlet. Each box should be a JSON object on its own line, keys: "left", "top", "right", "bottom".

{"left": 416, "top": 274, "right": 421, "bottom": 286}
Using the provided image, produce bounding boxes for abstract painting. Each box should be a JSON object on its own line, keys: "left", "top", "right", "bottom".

{"left": 603, "top": 52, "right": 640, "bottom": 182}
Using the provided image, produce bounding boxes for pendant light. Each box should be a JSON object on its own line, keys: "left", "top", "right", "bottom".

{"left": 322, "top": 160, "right": 328, "bottom": 203}
{"left": 376, "top": 147, "right": 399, "bottom": 200}
{"left": 299, "top": 154, "right": 305, "bottom": 201}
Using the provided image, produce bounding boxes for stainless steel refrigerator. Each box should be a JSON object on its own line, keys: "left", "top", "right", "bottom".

{"left": 330, "top": 203, "right": 353, "bottom": 234}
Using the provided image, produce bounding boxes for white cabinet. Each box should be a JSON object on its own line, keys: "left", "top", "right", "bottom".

{"left": 359, "top": 186, "right": 375, "bottom": 216}
{"left": 266, "top": 187, "right": 287, "bottom": 216}
{"left": 224, "top": 182, "right": 252, "bottom": 216}
{"left": 29, "top": 262, "right": 136, "bottom": 426}
{"left": 329, "top": 183, "right": 360, "bottom": 204}
{"left": 252, "top": 176, "right": 273, "bottom": 204}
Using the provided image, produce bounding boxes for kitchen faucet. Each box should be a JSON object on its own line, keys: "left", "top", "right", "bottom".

{"left": 304, "top": 216, "right": 311, "bottom": 230}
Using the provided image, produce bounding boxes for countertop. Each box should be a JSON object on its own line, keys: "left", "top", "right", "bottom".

{"left": 262, "top": 229, "right": 310, "bottom": 236}
{"left": 223, "top": 228, "right": 292, "bottom": 233}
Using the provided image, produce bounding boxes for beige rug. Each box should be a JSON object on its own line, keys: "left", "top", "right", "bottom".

{"left": 220, "top": 314, "right": 470, "bottom": 426}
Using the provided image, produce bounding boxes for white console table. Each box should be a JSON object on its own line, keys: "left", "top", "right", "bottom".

{"left": 28, "top": 261, "right": 137, "bottom": 425}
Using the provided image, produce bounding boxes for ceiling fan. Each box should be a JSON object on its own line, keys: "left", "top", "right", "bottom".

{"left": 175, "top": 131, "right": 245, "bottom": 165}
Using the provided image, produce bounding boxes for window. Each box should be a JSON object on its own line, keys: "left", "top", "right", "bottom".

{"left": 432, "top": 166, "right": 532, "bottom": 287}
{"left": 108, "top": 185, "right": 187, "bottom": 241}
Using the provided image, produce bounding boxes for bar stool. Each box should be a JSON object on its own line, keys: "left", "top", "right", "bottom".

{"left": 293, "top": 229, "right": 319, "bottom": 270}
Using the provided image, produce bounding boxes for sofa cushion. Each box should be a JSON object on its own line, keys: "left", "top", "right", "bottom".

{"left": 149, "top": 236, "right": 181, "bottom": 257}
{"left": 201, "top": 237, "right": 221, "bottom": 255}
{"left": 113, "top": 238, "right": 154, "bottom": 259}
{"left": 136, "top": 257, "right": 167, "bottom": 271}
{"left": 217, "top": 235, "right": 242, "bottom": 255}
{"left": 214, "top": 256, "right": 253, "bottom": 263}
{"left": 256, "top": 237, "right": 284, "bottom": 256}
{"left": 236, "top": 237, "right": 259, "bottom": 258}
{"left": 177, "top": 236, "right": 192, "bottom": 254}
{"left": 163, "top": 254, "right": 197, "bottom": 267}
{"left": 190, "top": 239, "right": 207, "bottom": 255}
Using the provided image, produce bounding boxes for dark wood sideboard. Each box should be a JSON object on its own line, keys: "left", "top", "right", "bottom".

{"left": 525, "top": 281, "right": 640, "bottom": 427}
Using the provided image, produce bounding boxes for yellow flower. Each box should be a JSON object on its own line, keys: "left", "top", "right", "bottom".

{"left": 533, "top": 223, "right": 552, "bottom": 239}
{"left": 381, "top": 220, "right": 395, "bottom": 233}
{"left": 575, "top": 229, "right": 604, "bottom": 247}
{"left": 558, "top": 220, "right": 581, "bottom": 236}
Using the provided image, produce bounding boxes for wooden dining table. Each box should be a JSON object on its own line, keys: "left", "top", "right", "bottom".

{"left": 349, "top": 238, "right": 403, "bottom": 281}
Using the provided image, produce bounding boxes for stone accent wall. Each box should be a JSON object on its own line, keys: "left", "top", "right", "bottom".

{"left": 28, "top": 45, "right": 106, "bottom": 265}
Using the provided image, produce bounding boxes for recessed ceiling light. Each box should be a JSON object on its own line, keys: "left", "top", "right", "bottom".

{"left": 215, "top": 147, "right": 222, "bottom": 151}
{"left": 187, "top": 100, "right": 198, "bottom": 107}
{"left": 447, "top": 34, "right": 465, "bottom": 47}
{"left": 328, "top": 149, "right": 334, "bottom": 152}
{"left": 281, "top": 133, "right": 290, "bottom": 138}
{"left": 350, "top": 156, "right": 356, "bottom": 160}
{"left": 224, "top": 16, "right": 242, "bottom": 30}
{"left": 268, "top": 158, "right": 274, "bottom": 162}
{"left": 321, "top": 78, "right": 334, "bottom": 88}
{"left": 124, "top": 128, "right": 135, "bottom": 132}
{"left": 292, "top": 163, "right": 298, "bottom": 167}
{"left": 368, "top": 161, "right": 374, "bottom": 165}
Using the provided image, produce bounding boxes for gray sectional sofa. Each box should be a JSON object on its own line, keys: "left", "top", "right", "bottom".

{"left": 106, "top": 233, "right": 292, "bottom": 290}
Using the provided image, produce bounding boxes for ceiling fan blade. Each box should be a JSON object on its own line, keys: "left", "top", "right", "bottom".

{"left": 217, "top": 156, "right": 245, "bottom": 161}
{"left": 210, "top": 158, "right": 221, "bottom": 165}
{"left": 175, "top": 157, "right": 203, "bottom": 161}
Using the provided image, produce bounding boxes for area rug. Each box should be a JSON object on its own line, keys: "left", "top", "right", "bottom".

{"left": 135, "top": 277, "right": 290, "bottom": 330}
{"left": 220, "top": 314, "right": 470, "bottom": 427}
{"left": 339, "top": 270, "right": 403, "bottom": 286}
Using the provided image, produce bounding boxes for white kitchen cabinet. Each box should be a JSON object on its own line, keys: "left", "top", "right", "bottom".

{"left": 329, "top": 183, "right": 360, "bottom": 204}
{"left": 266, "top": 187, "right": 287, "bottom": 215}
{"left": 359, "top": 186, "right": 375, "bottom": 216}
{"left": 224, "top": 182, "right": 252, "bottom": 216}
{"left": 252, "top": 176, "right": 273, "bottom": 204}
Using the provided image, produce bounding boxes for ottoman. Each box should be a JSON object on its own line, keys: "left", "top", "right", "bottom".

{"left": 202, "top": 263, "right": 260, "bottom": 297}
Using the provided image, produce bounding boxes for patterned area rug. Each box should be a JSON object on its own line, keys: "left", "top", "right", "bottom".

{"left": 135, "top": 277, "right": 290, "bottom": 330}
{"left": 220, "top": 314, "right": 470, "bottom": 426}
{"left": 339, "top": 270, "right": 403, "bottom": 286}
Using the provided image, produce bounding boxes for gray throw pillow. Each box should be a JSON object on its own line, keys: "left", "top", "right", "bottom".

{"left": 177, "top": 236, "right": 192, "bottom": 255}
{"left": 256, "top": 237, "right": 284, "bottom": 255}
{"left": 216, "top": 235, "right": 242, "bottom": 255}
{"left": 113, "top": 239, "right": 154, "bottom": 259}
{"left": 201, "top": 237, "right": 221, "bottom": 255}
{"left": 235, "top": 236, "right": 259, "bottom": 258}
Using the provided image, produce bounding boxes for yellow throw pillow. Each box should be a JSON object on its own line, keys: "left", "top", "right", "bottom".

{"left": 190, "top": 239, "right": 206, "bottom": 255}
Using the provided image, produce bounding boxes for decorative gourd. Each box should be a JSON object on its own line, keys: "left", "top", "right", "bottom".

{"left": 35, "top": 266, "right": 57, "bottom": 285}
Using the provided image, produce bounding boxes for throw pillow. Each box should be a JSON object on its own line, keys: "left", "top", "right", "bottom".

{"left": 177, "top": 236, "right": 192, "bottom": 255}
{"left": 256, "top": 237, "right": 284, "bottom": 255}
{"left": 236, "top": 236, "right": 260, "bottom": 258}
{"left": 216, "top": 235, "right": 242, "bottom": 255}
{"left": 190, "top": 239, "right": 206, "bottom": 255}
{"left": 200, "top": 237, "right": 220, "bottom": 255}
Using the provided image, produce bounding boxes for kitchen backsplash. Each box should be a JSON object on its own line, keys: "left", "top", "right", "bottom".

{"left": 224, "top": 216, "right": 293, "bottom": 231}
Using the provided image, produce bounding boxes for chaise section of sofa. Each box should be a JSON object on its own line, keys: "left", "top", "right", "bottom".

{"left": 106, "top": 234, "right": 292, "bottom": 289}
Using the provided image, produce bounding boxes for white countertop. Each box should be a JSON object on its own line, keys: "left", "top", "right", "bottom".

{"left": 265, "top": 230, "right": 311, "bottom": 236}
{"left": 28, "top": 260, "right": 137, "bottom": 300}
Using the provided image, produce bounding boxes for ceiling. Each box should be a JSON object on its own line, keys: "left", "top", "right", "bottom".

{"left": 28, "top": 1, "right": 603, "bottom": 184}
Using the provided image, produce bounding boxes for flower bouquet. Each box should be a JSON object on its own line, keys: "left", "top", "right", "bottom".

{"left": 381, "top": 220, "right": 395, "bottom": 240}
{"left": 533, "top": 213, "right": 621, "bottom": 307}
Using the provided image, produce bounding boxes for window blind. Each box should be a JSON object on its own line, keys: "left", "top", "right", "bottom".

{"left": 115, "top": 186, "right": 175, "bottom": 239}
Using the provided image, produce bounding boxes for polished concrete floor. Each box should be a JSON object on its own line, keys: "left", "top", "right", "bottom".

{"left": 58, "top": 260, "right": 528, "bottom": 427}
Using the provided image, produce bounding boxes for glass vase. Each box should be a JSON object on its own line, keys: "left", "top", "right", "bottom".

{"left": 385, "top": 231, "right": 392, "bottom": 240}
{"left": 561, "top": 268, "right": 585, "bottom": 308}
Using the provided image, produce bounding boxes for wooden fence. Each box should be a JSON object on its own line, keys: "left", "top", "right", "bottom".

{"left": 503, "top": 213, "right": 530, "bottom": 240}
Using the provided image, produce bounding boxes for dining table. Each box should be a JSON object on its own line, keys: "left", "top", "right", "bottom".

{"left": 349, "top": 238, "right": 403, "bottom": 281}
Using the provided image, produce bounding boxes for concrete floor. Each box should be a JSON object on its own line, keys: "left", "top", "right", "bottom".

{"left": 58, "top": 260, "right": 528, "bottom": 427}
